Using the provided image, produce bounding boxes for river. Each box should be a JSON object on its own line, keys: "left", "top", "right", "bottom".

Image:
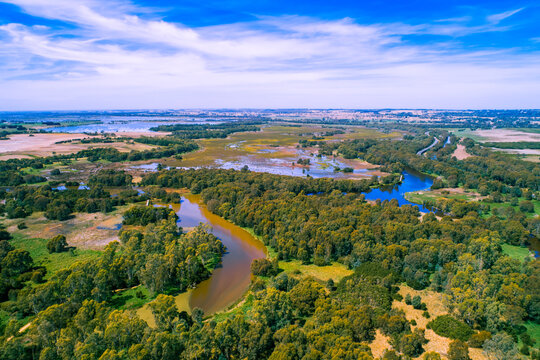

{"left": 177, "top": 194, "right": 266, "bottom": 314}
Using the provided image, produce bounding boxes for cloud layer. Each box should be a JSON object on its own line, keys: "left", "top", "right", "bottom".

{"left": 0, "top": 0, "right": 539, "bottom": 109}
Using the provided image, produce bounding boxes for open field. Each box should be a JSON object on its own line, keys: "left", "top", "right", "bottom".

{"left": 450, "top": 128, "right": 540, "bottom": 143}
{"left": 501, "top": 244, "right": 533, "bottom": 262}
{"left": 9, "top": 233, "right": 101, "bottom": 278}
{"left": 3, "top": 209, "right": 125, "bottom": 249}
{"left": 481, "top": 197, "right": 540, "bottom": 218}
{"left": 0, "top": 133, "right": 156, "bottom": 158}
{"left": 405, "top": 188, "right": 483, "bottom": 204}
{"left": 278, "top": 260, "right": 353, "bottom": 282}
{"left": 452, "top": 144, "right": 471, "bottom": 160}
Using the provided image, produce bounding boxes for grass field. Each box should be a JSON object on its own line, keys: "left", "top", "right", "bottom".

{"left": 10, "top": 233, "right": 102, "bottom": 278}
{"left": 525, "top": 322, "right": 540, "bottom": 348}
{"left": 405, "top": 189, "right": 475, "bottom": 204}
{"left": 481, "top": 198, "right": 540, "bottom": 218}
{"left": 111, "top": 285, "right": 154, "bottom": 310}
{"left": 501, "top": 244, "right": 532, "bottom": 262}
{"left": 277, "top": 260, "right": 353, "bottom": 282}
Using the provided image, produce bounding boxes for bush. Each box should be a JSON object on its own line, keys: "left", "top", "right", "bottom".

{"left": 399, "top": 328, "right": 427, "bottom": 357}
{"left": 448, "top": 340, "right": 470, "bottom": 360}
{"left": 427, "top": 315, "right": 474, "bottom": 342}
{"left": 46, "top": 235, "right": 69, "bottom": 253}
{"left": 468, "top": 331, "right": 491, "bottom": 348}
{"left": 251, "top": 258, "right": 278, "bottom": 277}
{"left": 519, "top": 200, "right": 534, "bottom": 213}
{"left": 411, "top": 295, "right": 422, "bottom": 309}
{"left": 405, "top": 293, "right": 412, "bottom": 305}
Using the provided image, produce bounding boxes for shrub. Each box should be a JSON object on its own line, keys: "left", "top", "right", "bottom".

{"left": 399, "top": 328, "right": 427, "bottom": 357}
{"left": 46, "top": 235, "right": 69, "bottom": 253}
{"left": 251, "top": 258, "right": 278, "bottom": 277}
{"left": 427, "top": 315, "right": 474, "bottom": 342}
{"left": 405, "top": 293, "right": 412, "bottom": 305}
{"left": 468, "top": 331, "right": 491, "bottom": 348}
{"left": 411, "top": 295, "right": 422, "bottom": 309}
{"left": 448, "top": 340, "right": 470, "bottom": 360}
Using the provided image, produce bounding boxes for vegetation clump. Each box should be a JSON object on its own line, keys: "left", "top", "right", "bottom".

{"left": 46, "top": 235, "right": 69, "bottom": 253}
{"left": 427, "top": 315, "right": 474, "bottom": 342}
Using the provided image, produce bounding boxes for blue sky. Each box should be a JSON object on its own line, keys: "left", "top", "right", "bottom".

{"left": 0, "top": 0, "right": 539, "bottom": 110}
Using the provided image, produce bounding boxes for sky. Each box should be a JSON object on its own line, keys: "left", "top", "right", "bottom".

{"left": 0, "top": 0, "right": 539, "bottom": 110}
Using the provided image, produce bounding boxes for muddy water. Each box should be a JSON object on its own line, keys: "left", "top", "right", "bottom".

{"left": 177, "top": 194, "right": 266, "bottom": 315}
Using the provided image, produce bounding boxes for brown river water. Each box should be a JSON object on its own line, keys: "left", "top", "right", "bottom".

{"left": 139, "top": 194, "right": 266, "bottom": 321}
{"left": 179, "top": 194, "right": 267, "bottom": 314}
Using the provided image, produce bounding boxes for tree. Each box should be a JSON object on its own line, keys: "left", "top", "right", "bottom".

{"left": 519, "top": 200, "right": 534, "bottom": 213}
{"left": 448, "top": 340, "right": 470, "bottom": 360}
{"left": 47, "top": 235, "right": 69, "bottom": 253}
{"left": 483, "top": 333, "right": 519, "bottom": 360}
{"left": 251, "top": 258, "right": 278, "bottom": 277}
{"left": 149, "top": 294, "right": 179, "bottom": 332}
{"left": 288, "top": 278, "right": 325, "bottom": 317}
{"left": 1, "top": 249, "right": 33, "bottom": 277}
{"left": 400, "top": 329, "right": 427, "bottom": 357}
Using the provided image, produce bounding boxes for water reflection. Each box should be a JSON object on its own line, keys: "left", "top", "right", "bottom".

{"left": 176, "top": 194, "right": 266, "bottom": 315}
{"left": 363, "top": 170, "right": 434, "bottom": 212}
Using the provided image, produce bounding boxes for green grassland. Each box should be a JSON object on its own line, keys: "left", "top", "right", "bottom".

{"left": 481, "top": 198, "right": 540, "bottom": 218}
{"left": 501, "top": 244, "right": 532, "bottom": 262}
{"left": 405, "top": 190, "right": 473, "bottom": 204}
{"left": 9, "top": 233, "right": 102, "bottom": 278}
{"left": 525, "top": 322, "right": 540, "bottom": 348}
{"left": 111, "top": 285, "right": 154, "bottom": 310}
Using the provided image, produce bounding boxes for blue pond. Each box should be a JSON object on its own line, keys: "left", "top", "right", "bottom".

{"left": 363, "top": 170, "right": 434, "bottom": 212}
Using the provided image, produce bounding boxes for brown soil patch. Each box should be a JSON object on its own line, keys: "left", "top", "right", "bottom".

{"left": 0, "top": 133, "right": 155, "bottom": 157}
{"left": 369, "top": 329, "right": 392, "bottom": 358}
{"left": 452, "top": 144, "right": 471, "bottom": 160}
{"left": 474, "top": 129, "right": 540, "bottom": 142}
{"left": 0, "top": 154, "right": 34, "bottom": 160}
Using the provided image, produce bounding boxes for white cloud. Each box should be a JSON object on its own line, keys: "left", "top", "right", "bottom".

{"left": 487, "top": 8, "right": 524, "bottom": 24}
{"left": 0, "top": 0, "right": 538, "bottom": 109}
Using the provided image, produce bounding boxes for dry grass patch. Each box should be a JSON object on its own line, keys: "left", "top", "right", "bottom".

{"left": 369, "top": 329, "right": 392, "bottom": 358}
{"left": 6, "top": 209, "right": 125, "bottom": 250}
{"left": 393, "top": 286, "right": 488, "bottom": 360}
{"left": 279, "top": 260, "right": 353, "bottom": 282}
{"left": 452, "top": 144, "right": 471, "bottom": 160}
{"left": 0, "top": 133, "right": 156, "bottom": 157}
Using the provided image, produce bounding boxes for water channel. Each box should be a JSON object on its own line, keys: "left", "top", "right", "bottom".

{"left": 145, "top": 194, "right": 266, "bottom": 317}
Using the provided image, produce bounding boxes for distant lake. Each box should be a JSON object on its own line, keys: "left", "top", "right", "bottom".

{"left": 44, "top": 119, "right": 217, "bottom": 133}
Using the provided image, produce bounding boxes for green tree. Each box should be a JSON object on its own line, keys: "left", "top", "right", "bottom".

{"left": 448, "top": 340, "right": 470, "bottom": 360}
{"left": 149, "top": 294, "right": 179, "bottom": 332}
{"left": 46, "top": 235, "right": 69, "bottom": 253}
{"left": 483, "top": 333, "right": 519, "bottom": 360}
